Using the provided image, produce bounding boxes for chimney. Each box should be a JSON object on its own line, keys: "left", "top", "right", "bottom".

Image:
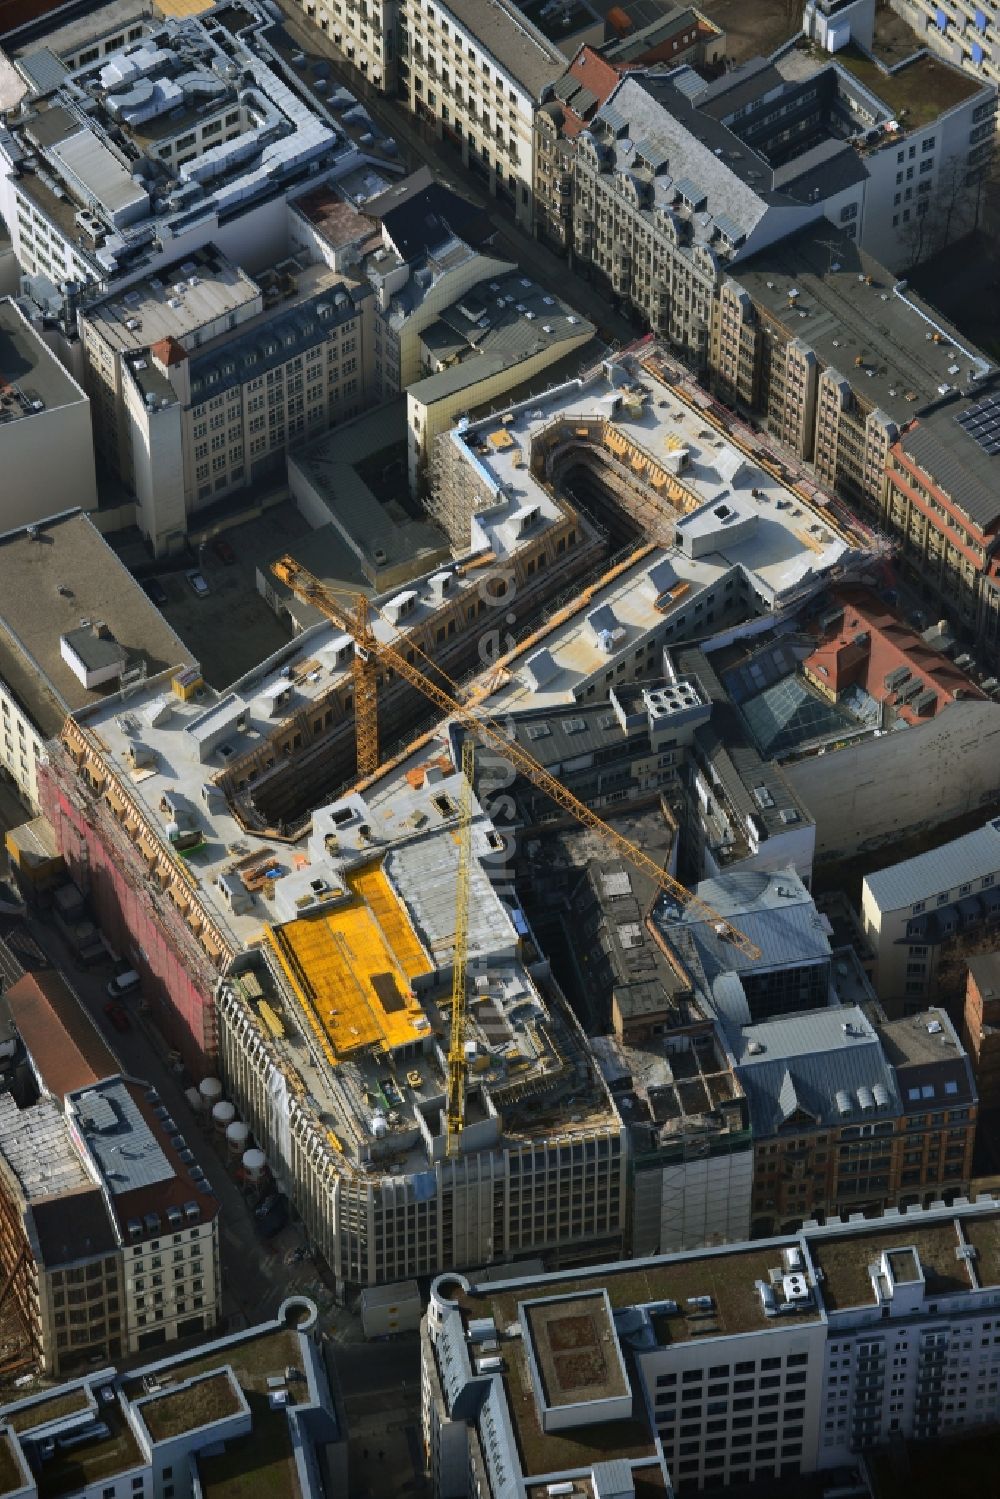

{"left": 93, "top": 620, "right": 111, "bottom": 639}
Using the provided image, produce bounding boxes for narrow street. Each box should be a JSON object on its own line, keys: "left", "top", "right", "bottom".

{"left": 274, "top": 2, "right": 637, "bottom": 345}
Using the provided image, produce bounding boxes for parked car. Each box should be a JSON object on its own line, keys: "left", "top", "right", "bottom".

{"left": 258, "top": 1195, "right": 289, "bottom": 1239}
{"left": 106, "top": 968, "right": 141, "bottom": 999}
{"left": 211, "top": 535, "right": 237, "bottom": 565}
{"left": 186, "top": 569, "right": 210, "bottom": 597}
{"left": 142, "top": 577, "right": 168, "bottom": 606}
{"left": 103, "top": 1002, "right": 130, "bottom": 1032}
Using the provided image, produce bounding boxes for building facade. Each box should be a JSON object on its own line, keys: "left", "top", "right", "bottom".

{"left": 862, "top": 817, "right": 1000, "bottom": 1011}
{"left": 0, "top": 298, "right": 97, "bottom": 533}
{"left": 398, "top": 0, "right": 565, "bottom": 226}
{"left": 422, "top": 1196, "right": 1000, "bottom": 1498}
{"left": 962, "top": 952, "right": 1000, "bottom": 1108}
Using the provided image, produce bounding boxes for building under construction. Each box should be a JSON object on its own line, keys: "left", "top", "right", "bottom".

{"left": 32, "top": 343, "right": 887, "bottom": 1287}
{"left": 216, "top": 759, "right": 627, "bottom": 1293}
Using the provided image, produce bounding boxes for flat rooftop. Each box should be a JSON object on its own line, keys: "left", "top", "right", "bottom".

{"left": 807, "top": 1216, "right": 972, "bottom": 1310}
{"left": 0, "top": 297, "right": 87, "bottom": 421}
{"left": 0, "top": 510, "right": 194, "bottom": 737}
{"left": 833, "top": 43, "right": 982, "bottom": 130}
{"left": 459, "top": 356, "right": 854, "bottom": 713}
{"left": 140, "top": 1370, "right": 242, "bottom": 1443}
{"left": 437, "top": 0, "right": 566, "bottom": 97}
{"left": 729, "top": 221, "right": 992, "bottom": 428}
{"left": 410, "top": 270, "right": 594, "bottom": 405}
{"left": 265, "top": 862, "right": 430, "bottom": 1061}
{"left": 82, "top": 245, "right": 259, "bottom": 355}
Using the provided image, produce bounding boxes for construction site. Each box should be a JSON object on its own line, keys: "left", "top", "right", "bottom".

{"left": 32, "top": 342, "right": 889, "bottom": 1291}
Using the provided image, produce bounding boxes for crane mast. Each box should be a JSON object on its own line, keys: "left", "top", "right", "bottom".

{"left": 271, "top": 556, "right": 761, "bottom": 959}
{"left": 446, "top": 737, "right": 476, "bottom": 1156}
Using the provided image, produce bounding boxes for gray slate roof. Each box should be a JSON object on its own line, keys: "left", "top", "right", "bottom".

{"left": 439, "top": 0, "right": 565, "bottom": 97}
{"left": 734, "top": 1004, "right": 900, "bottom": 1135}
{"left": 901, "top": 405, "right": 1000, "bottom": 531}
{"left": 70, "top": 1078, "right": 174, "bottom": 1196}
{"left": 654, "top": 867, "right": 831, "bottom": 986}
{"left": 864, "top": 817, "right": 1000, "bottom": 914}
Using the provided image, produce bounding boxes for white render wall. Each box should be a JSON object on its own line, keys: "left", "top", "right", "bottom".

{"left": 0, "top": 392, "right": 97, "bottom": 533}
{"left": 783, "top": 699, "right": 1000, "bottom": 862}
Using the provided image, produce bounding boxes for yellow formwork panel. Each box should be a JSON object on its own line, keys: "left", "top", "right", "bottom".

{"left": 155, "top": 0, "right": 214, "bottom": 15}
{"left": 268, "top": 861, "right": 429, "bottom": 1062}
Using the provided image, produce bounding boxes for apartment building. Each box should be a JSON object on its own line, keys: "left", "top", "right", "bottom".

{"left": 65, "top": 1077, "right": 222, "bottom": 1356}
{"left": 0, "top": 297, "right": 97, "bottom": 530}
{"left": 422, "top": 1197, "right": 1000, "bottom": 1496}
{"left": 0, "top": 1056, "right": 219, "bottom": 1374}
{"left": 398, "top": 0, "right": 566, "bottom": 226}
{"left": 0, "top": 1091, "right": 122, "bottom": 1377}
{"left": 711, "top": 221, "right": 996, "bottom": 522}
{"left": 862, "top": 818, "right": 1000, "bottom": 1010}
{"left": 883, "top": 398, "right": 1000, "bottom": 651}
{"left": 0, "top": 1296, "right": 341, "bottom": 1499}
{"left": 533, "top": 45, "right": 620, "bottom": 249}
{"left": 80, "top": 245, "right": 375, "bottom": 555}
{"left": 0, "top": 510, "right": 193, "bottom": 810}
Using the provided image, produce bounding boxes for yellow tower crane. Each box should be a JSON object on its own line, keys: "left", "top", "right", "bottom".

{"left": 271, "top": 556, "right": 761, "bottom": 959}
{"left": 446, "top": 736, "right": 476, "bottom": 1156}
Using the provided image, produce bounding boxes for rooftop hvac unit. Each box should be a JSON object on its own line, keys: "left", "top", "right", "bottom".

{"left": 757, "top": 1280, "right": 776, "bottom": 1315}
{"left": 782, "top": 1272, "right": 810, "bottom": 1303}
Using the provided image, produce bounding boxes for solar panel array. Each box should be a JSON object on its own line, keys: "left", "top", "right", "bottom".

{"left": 956, "top": 393, "right": 1000, "bottom": 454}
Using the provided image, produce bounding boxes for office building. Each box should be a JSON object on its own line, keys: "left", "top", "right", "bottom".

{"left": 711, "top": 221, "right": 994, "bottom": 523}
{"left": 214, "top": 754, "right": 628, "bottom": 1293}
{"left": 0, "top": 0, "right": 381, "bottom": 297}
{"left": 0, "top": 509, "right": 194, "bottom": 810}
{"left": 79, "top": 245, "right": 376, "bottom": 556}
{"left": 398, "top": 0, "right": 566, "bottom": 226}
{"left": 0, "top": 1295, "right": 342, "bottom": 1499}
{"left": 0, "top": 297, "right": 97, "bottom": 530}
{"left": 421, "top": 1196, "right": 1000, "bottom": 1497}
{"left": 862, "top": 818, "right": 1000, "bottom": 1012}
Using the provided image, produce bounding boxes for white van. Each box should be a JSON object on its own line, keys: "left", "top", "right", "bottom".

{"left": 106, "top": 969, "right": 141, "bottom": 999}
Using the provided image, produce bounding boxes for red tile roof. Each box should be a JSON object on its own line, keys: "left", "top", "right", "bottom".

{"left": 559, "top": 46, "right": 622, "bottom": 136}
{"left": 4, "top": 969, "right": 117, "bottom": 1100}
{"left": 151, "top": 336, "right": 187, "bottom": 367}
{"left": 803, "top": 586, "right": 984, "bottom": 726}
